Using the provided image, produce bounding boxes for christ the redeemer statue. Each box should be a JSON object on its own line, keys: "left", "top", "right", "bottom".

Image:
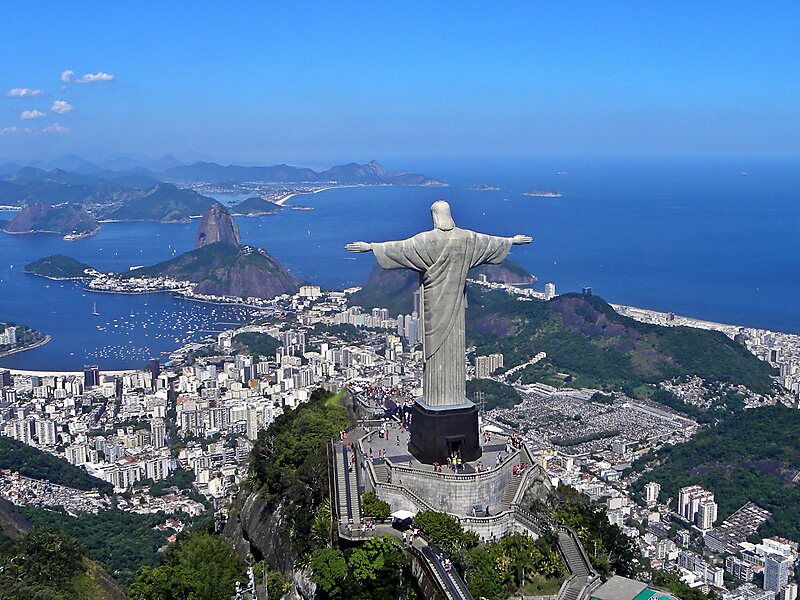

{"left": 346, "top": 200, "right": 531, "bottom": 411}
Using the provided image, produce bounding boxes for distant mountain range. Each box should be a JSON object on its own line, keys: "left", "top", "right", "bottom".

{"left": 148, "top": 159, "right": 445, "bottom": 186}
{"left": 0, "top": 157, "right": 444, "bottom": 199}
{"left": 0, "top": 158, "right": 444, "bottom": 234}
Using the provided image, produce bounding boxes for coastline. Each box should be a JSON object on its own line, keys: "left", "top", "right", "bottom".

{"left": 24, "top": 271, "right": 90, "bottom": 282}
{"left": 274, "top": 184, "right": 361, "bottom": 206}
{"left": 273, "top": 182, "right": 448, "bottom": 206}
{"left": 0, "top": 334, "right": 51, "bottom": 359}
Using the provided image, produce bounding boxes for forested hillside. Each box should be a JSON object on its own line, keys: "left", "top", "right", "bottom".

{"left": 634, "top": 405, "right": 800, "bottom": 539}
{"left": 467, "top": 288, "right": 776, "bottom": 395}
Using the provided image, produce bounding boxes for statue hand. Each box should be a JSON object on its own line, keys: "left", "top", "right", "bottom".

{"left": 512, "top": 234, "right": 533, "bottom": 245}
{"left": 346, "top": 241, "right": 372, "bottom": 252}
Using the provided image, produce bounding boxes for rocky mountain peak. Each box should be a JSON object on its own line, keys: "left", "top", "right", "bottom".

{"left": 195, "top": 204, "right": 240, "bottom": 249}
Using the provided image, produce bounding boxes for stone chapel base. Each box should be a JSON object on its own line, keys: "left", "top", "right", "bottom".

{"left": 409, "top": 399, "right": 480, "bottom": 464}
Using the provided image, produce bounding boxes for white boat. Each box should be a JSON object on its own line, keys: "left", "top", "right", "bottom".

{"left": 92, "top": 302, "right": 99, "bottom": 316}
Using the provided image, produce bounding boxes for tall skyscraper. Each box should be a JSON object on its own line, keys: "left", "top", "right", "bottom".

{"left": 150, "top": 358, "right": 161, "bottom": 391}
{"left": 544, "top": 282, "right": 556, "bottom": 300}
{"left": 765, "top": 554, "right": 790, "bottom": 595}
{"left": 84, "top": 365, "right": 100, "bottom": 389}
{"left": 150, "top": 418, "right": 166, "bottom": 449}
{"left": 0, "top": 368, "right": 11, "bottom": 387}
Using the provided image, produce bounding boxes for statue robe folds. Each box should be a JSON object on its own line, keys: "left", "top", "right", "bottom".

{"left": 372, "top": 228, "right": 512, "bottom": 408}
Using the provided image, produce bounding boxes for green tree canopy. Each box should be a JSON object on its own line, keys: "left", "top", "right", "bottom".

{"left": 127, "top": 532, "right": 245, "bottom": 600}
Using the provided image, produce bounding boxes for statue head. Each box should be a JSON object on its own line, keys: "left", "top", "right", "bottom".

{"left": 431, "top": 200, "right": 456, "bottom": 231}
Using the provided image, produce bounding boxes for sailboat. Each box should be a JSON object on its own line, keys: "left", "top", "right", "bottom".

{"left": 92, "top": 302, "right": 99, "bottom": 316}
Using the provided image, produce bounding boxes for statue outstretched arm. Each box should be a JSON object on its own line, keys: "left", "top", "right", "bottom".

{"left": 511, "top": 234, "right": 533, "bottom": 245}
{"left": 345, "top": 241, "right": 373, "bottom": 252}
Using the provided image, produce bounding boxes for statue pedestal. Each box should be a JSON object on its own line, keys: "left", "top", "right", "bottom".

{"left": 409, "top": 400, "right": 481, "bottom": 464}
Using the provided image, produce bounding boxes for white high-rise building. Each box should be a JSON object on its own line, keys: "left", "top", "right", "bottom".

{"left": 35, "top": 419, "right": 57, "bottom": 446}
{"left": 765, "top": 554, "right": 790, "bottom": 595}
{"left": 150, "top": 418, "right": 166, "bottom": 449}
{"left": 544, "top": 283, "right": 556, "bottom": 300}
{"left": 780, "top": 583, "right": 798, "bottom": 600}
{"left": 475, "top": 353, "right": 504, "bottom": 378}
{"left": 7, "top": 418, "right": 32, "bottom": 444}
{"left": 66, "top": 443, "right": 88, "bottom": 466}
{"left": 697, "top": 500, "right": 718, "bottom": 531}
{"left": 299, "top": 285, "right": 321, "bottom": 299}
{"left": 145, "top": 456, "right": 171, "bottom": 481}
{"left": 644, "top": 481, "right": 661, "bottom": 505}
{"left": 678, "top": 485, "right": 715, "bottom": 524}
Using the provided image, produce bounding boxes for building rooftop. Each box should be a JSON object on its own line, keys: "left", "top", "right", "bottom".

{"left": 590, "top": 576, "right": 677, "bottom": 600}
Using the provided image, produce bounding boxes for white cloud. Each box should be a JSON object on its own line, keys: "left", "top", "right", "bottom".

{"left": 20, "top": 110, "right": 46, "bottom": 120}
{"left": 43, "top": 122, "right": 70, "bottom": 135}
{"left": 60, "top": 70, "right": 75, "bottom": 83}
{"left": 0, "top": 126, "right": 33, "bottom": 136}
{"left": 5, "top": 88, "right": 46, "bottom": 98}
{"left": 76, "top": 71, "right": 115, "bottom": 83}
{"left": 51, "top": 100, "right": 73, "bottom": 114}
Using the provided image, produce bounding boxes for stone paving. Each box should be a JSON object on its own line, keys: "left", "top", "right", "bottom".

{"left": 358, "top": 419, "right": 522, "bottom": 476}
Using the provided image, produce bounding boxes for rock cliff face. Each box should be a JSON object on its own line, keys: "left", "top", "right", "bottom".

{"left": 195, "top": 204, "right": 241, "bottom": 248}
{"left": 224, "top": 484, "right": 298, "bottom": 573}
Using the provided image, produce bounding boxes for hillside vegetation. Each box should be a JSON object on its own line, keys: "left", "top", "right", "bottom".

{"left": 0, "top": 436, "right": 113, "bottom": 494}
{"left": 2, "top": 202, "right": 99, "bottom": 235}
{"left": 25, "top": 254, "right": 94, "bottom": 278}
{"left": 232, "top": 331, "right": 281, "bottom": 359}
{"left": 20, "top": 507, "right": 176, "bottom": 587}
{"left": 0, "top": 527, "right": 124, "bottom": 599}
{"left": 99, "top": 184, "right": 218, "bottom": 222}
{"left": 466, "top": 378, "right": 522, "bottom": 410}
{"left": 466, "top": 288, "right": 776, "bottom": 396}
{"left": 633, "top": 405, "right": 800, "bottom": 539}
{"left": 123, "top": 242, "right": 301, "bottom": 299}
{"left": 245, "top": 388, "right": 352, "bottom": 557}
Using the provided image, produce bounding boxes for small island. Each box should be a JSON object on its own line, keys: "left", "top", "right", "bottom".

{"left": 468, "top": 184, "right": 501, "bottom": 191}
{"left": 0, "top": 321, "right": 50, "bottom": 358}
{"left": 24, "top": 254, "right": 96, "bottom": 280}
{"left": 523, "top": 189, "right": 562, "bottom": 198}
{"left": 228, "top": 196, "right": 281, "bottom": 216}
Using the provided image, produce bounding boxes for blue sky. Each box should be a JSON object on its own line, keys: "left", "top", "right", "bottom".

{"left": 1, "top": 2, "right": 798, "bottom": 164}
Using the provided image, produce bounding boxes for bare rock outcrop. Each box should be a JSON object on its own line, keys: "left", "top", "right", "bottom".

{"left": 195, "top": 204, "right": 240, "bottom": 248}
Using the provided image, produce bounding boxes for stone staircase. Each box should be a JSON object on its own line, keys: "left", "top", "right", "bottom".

{"left": 499, "top": 473, "right": 523, "bottom": 510}
{"left": 557, "top": 528, "right": 592, "bottom": 600}
{"left": 332, "top": 442, "right": 361, "bottom": 526}
{"left": 372, "top": 461, "right": 389, "bottom": 483}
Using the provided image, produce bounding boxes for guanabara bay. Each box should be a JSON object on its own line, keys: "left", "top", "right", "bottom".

{"left": 2, "top": 4, "right": 799, "bottom": 600}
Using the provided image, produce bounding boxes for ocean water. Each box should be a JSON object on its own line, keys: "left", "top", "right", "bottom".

{"left": 1, "top": 158, "right": 798, "bottom": 370}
